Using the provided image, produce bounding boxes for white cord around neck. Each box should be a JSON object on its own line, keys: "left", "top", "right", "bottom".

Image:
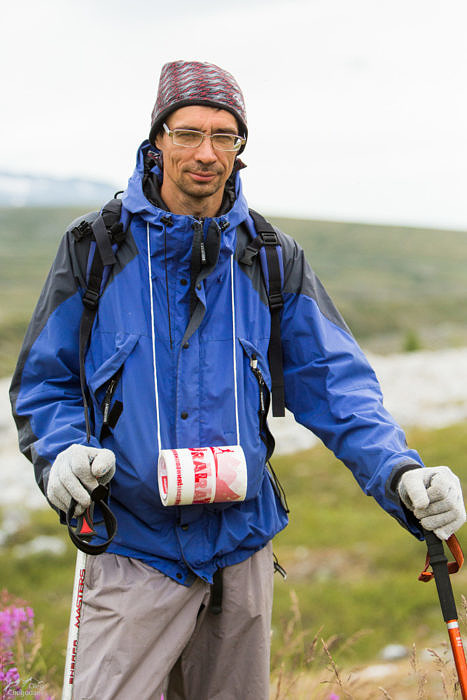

{"left": 147, "top": 222, "right": 162, "bottom": 453}
{"left": 146, "top": 221, "right": 240, "bottom": 450}
{"left": 230, "top": 255, "right": 240, "bottom": 446}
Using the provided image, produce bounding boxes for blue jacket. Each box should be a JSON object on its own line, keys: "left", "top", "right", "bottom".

{"left": 10, "top": 141, "right": 424, "bottom": 584}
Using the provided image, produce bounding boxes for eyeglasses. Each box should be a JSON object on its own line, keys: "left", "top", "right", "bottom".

{"left": 163, "top": 123, "right": 246, "bottom": 152}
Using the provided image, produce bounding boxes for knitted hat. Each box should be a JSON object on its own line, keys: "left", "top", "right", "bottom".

{"left": 149, "top": 60, "right": 248, "bottom": 151}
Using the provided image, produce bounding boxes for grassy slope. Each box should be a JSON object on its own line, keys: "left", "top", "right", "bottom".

{"left": 271, "top": 422, "right": 467, "bottom": 664}
{"left": 2, "top": 423, "right": 467, "bottom": 692}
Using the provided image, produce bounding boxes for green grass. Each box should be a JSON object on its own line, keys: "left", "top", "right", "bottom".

{"left": 271, "top": 421, "right": 467, "bottom": 664}
{"left": 2, "top": 423, "right": 467, "bottom": 691}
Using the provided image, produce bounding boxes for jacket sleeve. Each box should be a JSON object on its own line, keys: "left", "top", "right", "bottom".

{"left": 278, "top": 232, "right": 424, "bottom": 537}
{"left": 9, "top": 218, "right": 101, "bottom": 500}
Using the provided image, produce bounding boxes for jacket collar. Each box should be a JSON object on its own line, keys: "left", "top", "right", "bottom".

{"left": 121, "top": 140, "right": 249, "bottom": 237}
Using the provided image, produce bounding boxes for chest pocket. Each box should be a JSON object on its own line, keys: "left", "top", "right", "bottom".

{"left": 87, "top": 332, "right": 140, "bottom": 439}
{"left": 238, "top": 337, "right": 272, "bottom": 451}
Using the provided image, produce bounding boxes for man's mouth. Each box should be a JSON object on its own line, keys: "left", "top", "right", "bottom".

{"left": 188, "top": 171, "right": 218, "bottom": 182}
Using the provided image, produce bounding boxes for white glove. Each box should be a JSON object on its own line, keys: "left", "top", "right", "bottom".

{"left": 398, "top": 466, "right": 466, "bottom": 540}
{"left": 47, "top": 444, "right": 116, "bottom": 516}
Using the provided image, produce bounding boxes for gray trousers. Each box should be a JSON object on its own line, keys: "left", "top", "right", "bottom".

{"left": 73, "top": 542, "right": 274, "bottom": 700}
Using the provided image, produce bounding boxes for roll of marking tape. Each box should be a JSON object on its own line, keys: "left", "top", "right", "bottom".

{"left": 158, "top": 446, "right": 247, "bottom": 506}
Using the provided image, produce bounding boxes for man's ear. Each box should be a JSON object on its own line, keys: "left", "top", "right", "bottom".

{"left": 154, "top": 130, "right": 164, "bottom": 150}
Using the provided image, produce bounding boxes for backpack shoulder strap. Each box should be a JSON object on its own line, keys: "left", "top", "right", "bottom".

{"left": 71, "top": 196, "right": 126, "bottom": 441}
{"left": 240, "top": 209, "right": 285, "bottom": 417}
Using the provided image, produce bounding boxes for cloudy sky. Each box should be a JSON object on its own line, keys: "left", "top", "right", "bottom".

{"left": 1, "top": 0, "right": 466, "bottom": 228}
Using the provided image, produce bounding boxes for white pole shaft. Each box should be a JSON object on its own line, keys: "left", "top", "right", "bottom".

{"left": 62, "top": 549, "right": 88, "bottom": 700}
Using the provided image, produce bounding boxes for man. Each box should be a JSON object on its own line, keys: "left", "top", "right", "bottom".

{"left": 10, "top": 60, "right": 465, "bottom": 699}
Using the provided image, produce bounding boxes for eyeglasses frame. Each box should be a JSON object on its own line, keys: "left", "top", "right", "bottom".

{"left": 162, "top": 123, "right": 246, "bottom": 152}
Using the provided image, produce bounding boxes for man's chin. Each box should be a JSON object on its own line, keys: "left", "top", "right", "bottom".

{"left": 181, "top": 180, "right": 222, "bottom": 199}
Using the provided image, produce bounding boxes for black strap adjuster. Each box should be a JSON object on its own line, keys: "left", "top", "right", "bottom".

{"left": 268, "top": 292, "right": 284, "bottom": 310}
{"left": 82, "top": 288, "right": 100, "bottom": 310}
{"left": 260, "top": 231, "right": 279, "bottom": 245}
{"left": 72, "top": 220, "right": 93, "bottom": 242}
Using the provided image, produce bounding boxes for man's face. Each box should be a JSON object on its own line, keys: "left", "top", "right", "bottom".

{"left": 155, "top": 105, "right": 240, "bottom": 216}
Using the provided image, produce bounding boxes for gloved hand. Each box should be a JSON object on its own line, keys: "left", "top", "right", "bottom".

{"left": 47, "top": 444, "right": 116, "bottom": 516}
{"left": 398, "top": 466, "right": 466, "bottom": 540}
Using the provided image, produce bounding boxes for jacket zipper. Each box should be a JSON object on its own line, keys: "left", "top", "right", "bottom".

{"left": 249, "top": 353, "right": 290, "bottom": 515}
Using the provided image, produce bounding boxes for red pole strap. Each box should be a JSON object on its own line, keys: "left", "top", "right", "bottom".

{"left": 419, "top": 534, "right": 464, "bottom": 582}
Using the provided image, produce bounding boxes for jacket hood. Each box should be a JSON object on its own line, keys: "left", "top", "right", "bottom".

{"left": 121, "top": 140, "right": 249, "bottom": 232}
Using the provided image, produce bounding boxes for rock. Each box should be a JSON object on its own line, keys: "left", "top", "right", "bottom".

{"left": 380, "top": 643, "right": 409, "bottom": 661}
{"left": 355, "top": 663, "right": 394, "bottom": 680}
{"left": 13, "top": 535, "right": 66, "bottom": 558}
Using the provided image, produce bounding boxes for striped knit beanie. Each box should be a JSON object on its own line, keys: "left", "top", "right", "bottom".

{"left": 149, "top": 60, "right": 247, "bottom": 151}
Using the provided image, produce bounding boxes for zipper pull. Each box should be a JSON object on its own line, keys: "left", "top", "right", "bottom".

{"left": 193, "top": 219, "right": 207, "bottom": 266}
{"left": 250, "top": 354, "right": 265, "bottom": 415}
{"left": 200, "top": 239, "right": 207, "bottom": 265}
{"left": 259, "top": 386, "right": 265, "bottom": 415}
{"left": 103, "top": 378, "right": 117, "bottom": 424}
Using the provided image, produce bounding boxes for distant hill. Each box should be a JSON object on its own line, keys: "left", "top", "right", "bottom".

{"left": 1, "top": 207, "right": 467, "bottom": 376}
{"left": 0, "top": 172, "right": 118, "bottom": 207}
{"left": 269, "top": 215, "right": 467, "bottom": 352}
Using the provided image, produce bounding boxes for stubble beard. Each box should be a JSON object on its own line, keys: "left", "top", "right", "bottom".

{"left": 179, "top": 171, "right": 224, "bottom": 200}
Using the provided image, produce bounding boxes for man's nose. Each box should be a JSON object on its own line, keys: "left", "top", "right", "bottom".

{"left": 195, "top": 135, "right": 217, "bottom": 162}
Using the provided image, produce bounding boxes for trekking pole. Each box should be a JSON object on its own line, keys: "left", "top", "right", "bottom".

{"left": 419, "top": 529, "right": 467, "bottom": 699}
{"left": 62, "top": 548, "right": 87, "bottom": 700}
{"left": 62, "top": 485, "right": 117, "bottom": 700}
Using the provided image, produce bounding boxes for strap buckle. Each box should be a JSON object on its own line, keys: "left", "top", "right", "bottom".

{"left": 268, "top": 291, "right": 284, "bottom": 310}
{"left": 82, "top": 288, "right": 100, "bottom": 310}
{"left": 240, "top": 244, "right": 259, "bottom": 266}
{"left": 72, "top": 220, "right": 93, "bottom": 242}
{"left": 260, "top": 231, "right": 279, "bottom": 245}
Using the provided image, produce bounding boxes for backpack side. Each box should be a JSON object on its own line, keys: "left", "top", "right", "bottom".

{"left": 70, "top": 197, "right": 127, "bottom": 442}
{"left": 240, "top": 209, "right": 285, "bottom": 418}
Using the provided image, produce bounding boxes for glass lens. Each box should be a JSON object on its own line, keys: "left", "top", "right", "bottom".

{"left": 211, "top": 134, "right": 239, "bottom": 151}
{"left": 172, "top": 129, "right": 203, "bottom": 147}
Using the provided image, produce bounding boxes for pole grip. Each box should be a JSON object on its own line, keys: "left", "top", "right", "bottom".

{"left": 423, "top": 529, "right": 458, "bottom": 622}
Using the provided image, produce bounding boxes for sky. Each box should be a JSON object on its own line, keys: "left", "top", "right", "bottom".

{"left": 1, "top": 0, "right": 466, "bottom": 229}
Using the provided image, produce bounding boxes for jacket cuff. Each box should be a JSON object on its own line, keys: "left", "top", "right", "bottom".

{"left": 386, "top": 462, "right": 424, "bottom": 537}
{"left": 388, "top": 462, "right": 424, "bottom": 495}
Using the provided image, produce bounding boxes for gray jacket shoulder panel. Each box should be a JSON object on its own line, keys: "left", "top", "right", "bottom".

{"left": 10, "top": 209, "right": 138, "bottom": 482}
{"left": 10, "top": 209, "right": 136, "bottom": 410}
{"left": 273, "top": 226, "right": 351, "bottom": 334}
{"left": 236, "top": 221, "right": 350, "bottom": 334}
